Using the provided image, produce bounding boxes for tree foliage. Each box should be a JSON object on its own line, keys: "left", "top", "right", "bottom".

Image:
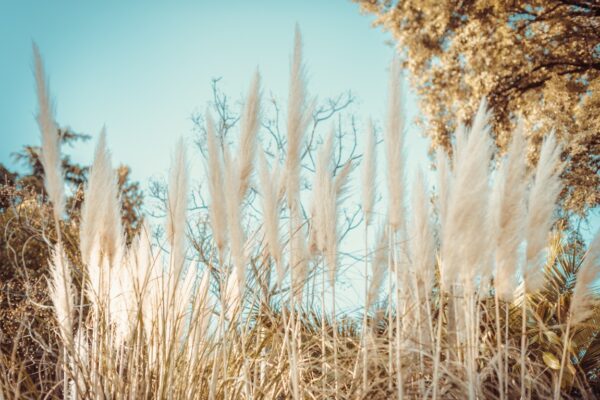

{"left": 356, "top": 0, "right": 599, "bottom": 214}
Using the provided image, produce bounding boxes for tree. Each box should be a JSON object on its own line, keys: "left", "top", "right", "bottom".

{"left": 355, "top": 0, "right": 599, "bottom": 215}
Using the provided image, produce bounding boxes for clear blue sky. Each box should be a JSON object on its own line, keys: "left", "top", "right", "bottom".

{"left": 0, "top": 0, "right": 429, "bottom": 188}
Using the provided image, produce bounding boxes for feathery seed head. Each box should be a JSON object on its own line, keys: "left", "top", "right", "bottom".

{"left": 33, "top": 43, "right": 65, "bottom": 221}
{"left": 166, "top": 138, "right": 189, "bottom": 279}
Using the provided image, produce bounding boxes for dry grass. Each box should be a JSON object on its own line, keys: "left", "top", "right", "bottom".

{"left": 1, "top": 31, "right": 599, "bottom": 400}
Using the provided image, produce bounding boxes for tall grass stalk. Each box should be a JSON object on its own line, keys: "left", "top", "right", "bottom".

{"left": 358, "top": 117, "right": 376, "bottom": 395}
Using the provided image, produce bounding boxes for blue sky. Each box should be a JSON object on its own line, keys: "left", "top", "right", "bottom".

{"left": 0, "top": 0, "right": 429, "bottom": 188}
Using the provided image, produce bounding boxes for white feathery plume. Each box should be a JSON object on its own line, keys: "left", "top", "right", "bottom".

{"left": 410, "top": 169, "right": 435, "bottom": 294}
{"left": 133, "top": 224, "right": 161, "bottom": 341}
{"left": 326, "top": 161, "right": 352, "bottom": 285}
{"left": 258, "top": 150, "right": 283, "bottom": 286}
{"left": 110, "top": 249, "right": 132, "bottom": 343}
{"left": 100, "top": 144, "right": 123, "bottom": 267}
{"left": 86, "top": 240, "right": 103, "bottom": 306}
{"left": 238, "top": 71, "right": 262, "bottom": 199}
{"left": 435, "top": 147, "right": 451, "bottom": 236}
{"left": 123, "top": 221, "right": 159, "bottom": 343}
{"left": 362, "top": 119, "right": 377, "bottom": 226}
{"left": 162, "top": 263, "right": 194, "bottom": 354}
{"left": 48, "top": 243, "right": 73, "bottom": 340}
{"left": 310, "top": 131, "right": 334, "bottom": 255}
{"left": 225, "top": 267, "right": 243, "bottom": 321}
{"left": 285, "top": 26, "right": 313, "bottom": 211}
{"left": 119, "top": 232, "right": 146, "bottom": 336}
{"left": 524, "top": 132, "right": 563, "bottom": 292}
{"left": 33, "top": 43, "right": 65, "bottom": 222}
{"left": 223, "top": 144, "right": 246, "bottom": 300}
{"left": 366, "top": 226, "right": 389, "bottom": 310}
{"left": 310, "top": 129, "right": 352, "bottom": 285}
{"left": 452, "top": 123, "right": 466, "bottom": 162}
{"left": 143, "top": 250, "right": 164, "bottom": 344}
{"left": 570, "top": 230, "right": 600, "bottom": 325}
{"left": 130, "top": 221, "right": 154, "bottom": 298}
{"left": 385, "top": 58, "right": 406, "bottom": 233}
{"left": 79, "top": 129, "right": 123, "bottom": 266}
{"left": 166, "top": 138, "right": 189, "bottom": 280}
{"left": 492, "top": 121, "right": 528, "bottom": 301}
{"left": 80, "top": 131, "right": 124, "bottom": 322}
{"left": 441, "top": 99, "right": 493, "bottom": 290}
{"left": 291, "top": 208, "right": 309, "bottom": 303}
{"left": 206, "top": 112, "right": 228, "bottom": 254}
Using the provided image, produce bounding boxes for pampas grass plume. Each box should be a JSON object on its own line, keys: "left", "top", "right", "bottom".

{"left": 80, "top": 129, "right": 123, "bottom": 265}
{"left": 435, "top": 147, "right": 451, "bottom": 235}
{"left": 33, "top": 43, "right": 65, "bottom": 222}
{"left": 367, "top": 226, "right": 388, "bottom": 310}
{"left": 525, "top": 132, "right": 563, "bottom": 292}
{"left": 238, "top": 71, "right": 262, "bottom": 199}
{"left": 441, "top": 99, "right": 493, "bottom": 290}
{"left": 570, "top": 230, "right": 600, "bottom": 325}
{"left": 48, "top": 243, "right": 73, "bottom": 340}
{"left": 166, "top": 138, "right": 189, "bottom": 279}
{"left": 410, "top": 168, "right": 435, "bottom": 292}
{"left": 493, "top": 120, "right": 528, "bottom": 301}
{"left": 258, "top": 150, "right": 283, "bottom": 285}
{"left": 362, "top": 119, "right": 376, "bottom": 226}
{"left": 385, "top": 58, "right": 405, "bottom": 232}
{"left": 206, "top": 112, "right": 228, "bottom": 255}
{"left": 223, "top": 144, "right": 246, "bottom": 298}
{"left": 285, "top": 26, "right": 313, "bottom": 210}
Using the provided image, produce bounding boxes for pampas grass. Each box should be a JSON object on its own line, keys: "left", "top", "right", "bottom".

{"left": 385, "top": 59, "right": 405, "bottom": 234}
{"left": 166, "top": 138, "right": 189, "bottom": 280}
{"left": 33, "top": 43, "right": 65, "bottom": 224}
{"left": 569, "top": 230, "right": 600, "bottom": 325}
{"left": 24, "top": 31, "right": 600, "bottom": 400}
{"left": 525, "top": 132, "right": 564, "bottom": 292}
{"left": 258, "top": 150, "right": 283, "bottom": 286}
{"left": 521, "top": 131, "right": 563, "bottom": 398}
{"left": 384, "top": 58, "right": 407, "bottom": 400}
{"left": 285, "top": 26, "right": 311, "bottom": 212}
{"left": 493, "top": 120, "right": 528, "bottom": 302}
{"left": 409, "top": 169, "right": 435, "bottom": 295}
{"left": 442, "top": 99, "right": 493, "bottom": 291}
{"left": 206, "top": 112, "right": 228, "bottom": 256}
{"left": 362, "top": 119, "right": 376, "bottom": 227}
{"left": 555, "top": 229, "right": 600, "bottom": 399}
{"left": 360, "top": 118, "right": 377, "bottom": 395}
{"left": 79, "top": 129, "right": 123, "bottom": 267}
{"left": 223, "top": 144, "right": 246, "bottom": 304}
{"left": 48, "top": 243, "right": 74, "bottom": 342}
{"left": 238, "top": 71, "right": 262, "bottom": 199}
